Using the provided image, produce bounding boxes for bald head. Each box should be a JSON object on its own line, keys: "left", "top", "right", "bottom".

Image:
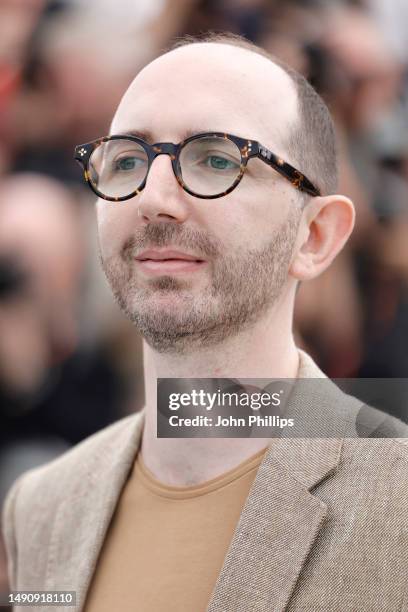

{"left": 112, "top": 41, "right": 298, "bottom": 161}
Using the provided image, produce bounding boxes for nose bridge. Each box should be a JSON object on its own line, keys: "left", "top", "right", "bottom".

{"left": 137, "top": 140, "right": 188, "bottom": 222}
{"left": 151, "top": 142, "right": 178, "bottom": 160}
{"left": 148, "top": 142, "right": 179, "bottom": 179}
{"left": 146, "top": 142, "right": 180, "bottom": 191}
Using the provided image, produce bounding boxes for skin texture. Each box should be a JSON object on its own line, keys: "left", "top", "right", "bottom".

{"left": 97, "top": 42, "right": 355, "bottom": 485}
{"left": 101, "top": 208, "right": 301, "bottom": 354}
{"left": 98, "top": 44, "right": 303, "bottom": 354}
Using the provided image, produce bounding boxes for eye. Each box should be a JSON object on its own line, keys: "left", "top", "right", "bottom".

{"left": 207, "top": 156, "right": 236, "bottom": 170}
{"left": 114, "top": 156, "right": 147, "bottom": 171}
{"left": 199, "top": 153, "right": 240, "bottom": 171}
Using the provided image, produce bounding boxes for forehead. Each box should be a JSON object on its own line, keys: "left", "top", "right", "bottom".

{"left": 111, "top": 43, "right": 298, "bottom": 149}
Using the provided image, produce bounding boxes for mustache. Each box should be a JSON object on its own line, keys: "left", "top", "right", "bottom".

{"left": 121, "top": 222, "right": 221, "bottom": 261}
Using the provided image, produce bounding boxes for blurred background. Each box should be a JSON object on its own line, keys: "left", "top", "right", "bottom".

{"left": 1, "top": 0, "right": 408, "bottom": 599}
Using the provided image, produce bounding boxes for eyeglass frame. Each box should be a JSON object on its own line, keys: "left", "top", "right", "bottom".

{"left": 74, "top": 132, "right": 321, "bottom": 201}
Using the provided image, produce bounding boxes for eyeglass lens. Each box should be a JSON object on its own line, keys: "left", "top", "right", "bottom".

{"left": 88, "top": 136, "right": 243, "bottom": 199}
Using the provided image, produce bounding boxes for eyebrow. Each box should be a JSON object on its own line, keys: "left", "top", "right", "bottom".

{"left": 110, "top": 128, "right": 217, "bottom": 142}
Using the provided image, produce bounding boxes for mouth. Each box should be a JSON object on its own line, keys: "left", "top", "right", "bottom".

{"left": 134, "top": 249, "right": 207, "bottom": 275}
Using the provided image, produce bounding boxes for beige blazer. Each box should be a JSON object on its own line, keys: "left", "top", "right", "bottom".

{"left": 2, "top": 351, "right": 408, "bottom": 611}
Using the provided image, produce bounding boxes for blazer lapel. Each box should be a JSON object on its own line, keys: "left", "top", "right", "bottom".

{"left": 44, "top": 411, "right": 145, "bottom": 610}
{"left": 208, "top": 351, "right": 345, "bottom": 612}
{"left": 207, "top": 437, "right": 341, "bottom": 612}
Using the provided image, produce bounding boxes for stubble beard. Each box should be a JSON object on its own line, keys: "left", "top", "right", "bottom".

{"left": 100, "top": 212, "right": 300, "bottom": 354}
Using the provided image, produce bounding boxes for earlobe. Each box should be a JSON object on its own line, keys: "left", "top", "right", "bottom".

{"left": 289, "top": 194, "right": 355, "bottom": 281}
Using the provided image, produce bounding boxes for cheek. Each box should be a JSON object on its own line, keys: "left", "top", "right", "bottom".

{"left": 97, "top": 200, "right": 138, "bottom": 258}
{"left": 215, "top": 190, "right": 291, "bottom": 249}
{"left": 250, "top": 188, "right": 298, "bottom": 237}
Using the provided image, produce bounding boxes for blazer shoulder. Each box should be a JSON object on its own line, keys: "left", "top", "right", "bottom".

{"left": 3, "top": 411, "right": 143, "bottom": 517}
{"left": 2, "top": 411, "right": 143, "bottom": 590}
{"left": 354, "top": 401, "right": 408, "bottom": 439}
{"left": 341, "top": 412, "right": 408, "bottom": 479}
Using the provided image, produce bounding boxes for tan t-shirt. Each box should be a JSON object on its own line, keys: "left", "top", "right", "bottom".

{"left": 84, "top": 447, "right": 267, "bottom": 612}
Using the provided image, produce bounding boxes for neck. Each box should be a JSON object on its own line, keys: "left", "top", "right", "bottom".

{"left": 140, "top": 300, "right": 299, "bottom": 486}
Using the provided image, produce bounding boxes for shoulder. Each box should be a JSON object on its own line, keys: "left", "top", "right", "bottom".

{"left": 2, "top": 411, "right": 144, "bottom": 589}
{"left": 337, "top": 417, "right": 408, "bottom": 501}
{"left": 22, "top": 411, "right": 141, "bottom": 484}
{"left": 297, "top": 349, "right": 408, "bottom": 440}
{"left": 328, "top": 436, "right": 408, "bottom": 543}
{"left": 2, "top": 411, "right": 143, "bottom": 528}
{"left": 354, "top": 402, "right": 408, "bottom": 438}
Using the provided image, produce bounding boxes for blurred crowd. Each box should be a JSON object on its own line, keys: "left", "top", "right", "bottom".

{"left": 1, "top": 0, "right": 408, "bottom": 596}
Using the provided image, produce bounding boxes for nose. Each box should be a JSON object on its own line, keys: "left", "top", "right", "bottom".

{"left": 137, "top": 154, "right": 189, "bottom": 224}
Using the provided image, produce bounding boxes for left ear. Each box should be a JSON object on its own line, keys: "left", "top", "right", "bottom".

{"left": 289, "top": 194, "right": 355, "bottom": 281}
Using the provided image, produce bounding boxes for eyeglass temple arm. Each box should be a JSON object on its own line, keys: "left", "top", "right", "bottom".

{"left": 251, "top": 143, "right": 321, "bottom": 197}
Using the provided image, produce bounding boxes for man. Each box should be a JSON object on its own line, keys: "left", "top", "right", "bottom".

{"left": 3, "top": 34, "right": 408, "bottom": 612}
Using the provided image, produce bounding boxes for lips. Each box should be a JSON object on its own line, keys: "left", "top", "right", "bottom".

{"left": 135, "top": 249, "right": 203, "bottom": 262}
{"left": 134, "top": 249, "right": 206, "bottom": 275}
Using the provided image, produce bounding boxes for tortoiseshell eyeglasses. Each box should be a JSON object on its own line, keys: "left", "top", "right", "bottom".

{"left": 74, "top": 132, "right": 320, "bottom": 201}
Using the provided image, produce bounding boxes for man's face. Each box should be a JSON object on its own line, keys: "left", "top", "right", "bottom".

{"left": 97, "top": 43, "right": 303, "bottom": 353}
